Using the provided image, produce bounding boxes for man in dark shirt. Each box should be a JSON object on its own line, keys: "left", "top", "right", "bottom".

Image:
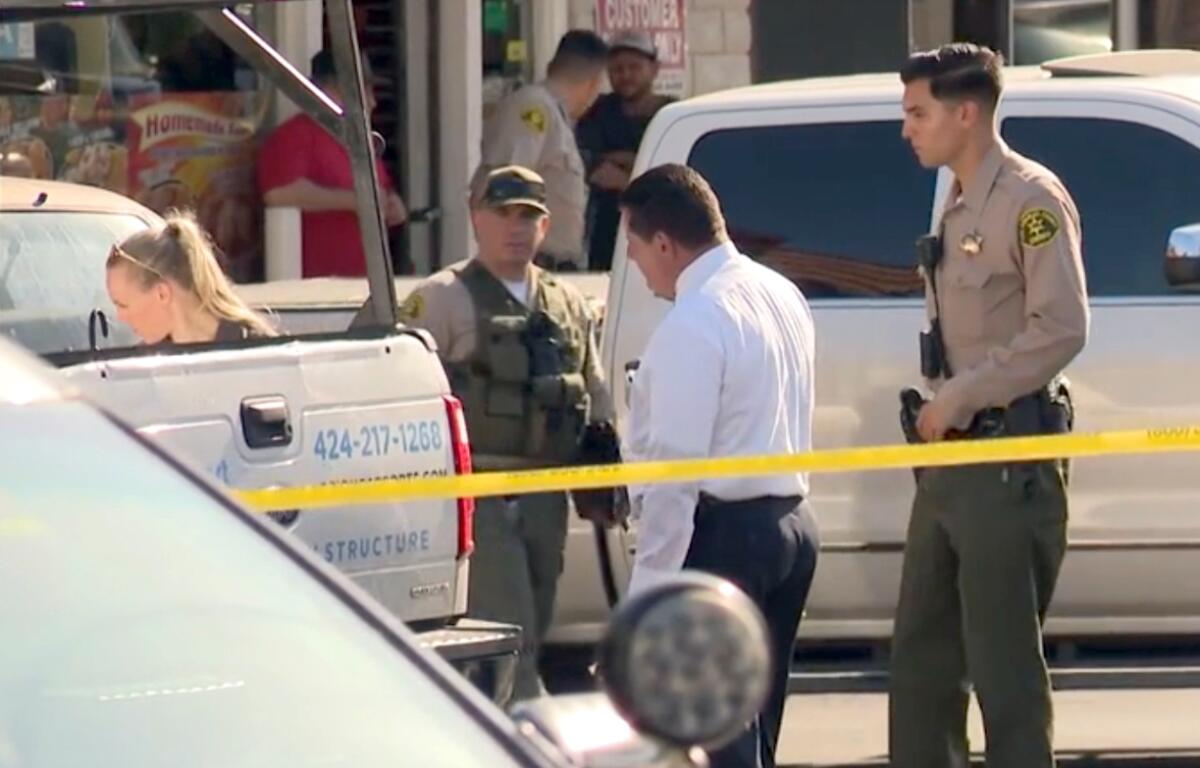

{"left": 576, "top": 31, "right": 674, "bottom": 270}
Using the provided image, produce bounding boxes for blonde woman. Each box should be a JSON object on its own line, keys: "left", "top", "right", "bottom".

{"left": 105, "top": 211, "right": 275, "bottom": 344}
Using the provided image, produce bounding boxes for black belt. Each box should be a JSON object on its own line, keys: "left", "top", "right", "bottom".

{"left": 959, "top": 385, "right": 1072, "bottom": 440}
{"left": 696, "top": 493, "right": 803, "bottom": 515}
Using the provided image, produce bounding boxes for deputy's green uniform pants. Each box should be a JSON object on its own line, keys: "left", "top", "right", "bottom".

{"left": 889, "top": 461, "right": 1068, "bottom": 768}
{"left": 469, "top": 492, "right": 568, "bottom": 704}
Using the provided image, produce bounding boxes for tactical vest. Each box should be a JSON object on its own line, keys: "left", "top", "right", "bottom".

{"left": 446, "top": 260, "right": 590, "bottom": 464}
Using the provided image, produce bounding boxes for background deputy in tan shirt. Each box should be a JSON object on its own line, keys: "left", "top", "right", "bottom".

{"left": 481, "top": 30, "right": 608, "bottom": 271}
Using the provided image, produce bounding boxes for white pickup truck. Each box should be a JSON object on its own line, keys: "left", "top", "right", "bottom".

{"left": 1, "top": 0, "right": 516, "bottom": 692}
{"left": 589, "top": 49, "right": 1200, "bottom": 644}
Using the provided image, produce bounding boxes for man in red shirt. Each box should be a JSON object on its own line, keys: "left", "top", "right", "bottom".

{"left": 258, "top": 50, "right": 407, "bottom": 277}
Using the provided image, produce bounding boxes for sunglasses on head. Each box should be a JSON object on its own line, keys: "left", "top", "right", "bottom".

{"left": 109, "top": 244, "right": 165, "bottom": 280}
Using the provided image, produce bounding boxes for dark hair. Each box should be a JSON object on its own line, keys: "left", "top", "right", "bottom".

{"left": 900, "top": 43, "right": 1003, "bottom": 110}
{"left": 310, "top": 49, "right": 374, "bottom": 86}
{"left": 619, "top": 164, "right": 725, "bottom": 249}
{"left": 547, "top": 30, "right": 608, "bottom": 79}
{"left": 310, "top": 50, "right": 336, "bottom": 84}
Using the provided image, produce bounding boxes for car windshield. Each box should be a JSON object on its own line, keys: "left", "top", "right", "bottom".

{"left": 0, "top": 211, "right": 145, "bottom": 353}
{"left": 0, "top": 399, "right": 528, "bottom": 768}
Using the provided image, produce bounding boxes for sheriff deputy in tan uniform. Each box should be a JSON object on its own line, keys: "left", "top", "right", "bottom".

{"left": 481, "top": 30, "right": 608, "bottom": 271}
{"left": 398, "top": 164, "right": 621, "bottom": 704}
{"left": 891, "top": 44, "right": 1089, "bottom": 768}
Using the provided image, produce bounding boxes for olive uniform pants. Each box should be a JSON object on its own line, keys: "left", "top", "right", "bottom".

{"left": 889, "top": 461, "right": 1068, "bottom": 768}
{"left": 469, "top": 492, "right": 568, "bottom": 704}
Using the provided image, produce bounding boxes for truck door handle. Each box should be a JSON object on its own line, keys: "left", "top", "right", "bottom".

{"left": 241, "top": 395, "right": 293, "bottom": 449}
{"left": 623, "top": 360, "right": 640, "bottom": 408}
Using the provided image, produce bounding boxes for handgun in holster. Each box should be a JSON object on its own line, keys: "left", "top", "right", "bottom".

{"left": 899, "top": 386, "right": 1005, "bottom": 479}
{"left": 898, "top": 388, "right": 928, "bottom": 481}
{"left": 899, "top": 388, "right": 926, "bottom": 446}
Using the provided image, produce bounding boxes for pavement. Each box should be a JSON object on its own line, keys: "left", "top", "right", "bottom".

{"left": 544, "top": 645, "right": 1200, "bottom": 766}
{"left": 776, "top": 688, "right": 1200, "bottom": 767}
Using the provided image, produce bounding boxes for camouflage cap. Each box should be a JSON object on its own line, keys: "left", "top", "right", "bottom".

{"left": 470, "top": 165, "right": 550, "bottom": 215}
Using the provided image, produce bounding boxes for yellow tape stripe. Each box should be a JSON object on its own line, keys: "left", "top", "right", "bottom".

{"left": 236, "top": 426, "right": 1200, "bottom": 513}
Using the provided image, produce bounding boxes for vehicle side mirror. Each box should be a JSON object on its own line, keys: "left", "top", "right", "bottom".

{"left": 1164, "top": 223, "right": 1200, "bottom": 288}
{"left": 596, "top": 572, "right": 771, "bottom": 753}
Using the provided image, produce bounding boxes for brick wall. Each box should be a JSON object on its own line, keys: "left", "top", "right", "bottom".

{"left": 567, "top": 0, "right": 753, "bottom": 97}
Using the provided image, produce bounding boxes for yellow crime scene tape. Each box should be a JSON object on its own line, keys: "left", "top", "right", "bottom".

{"left": 237, "top": 425, "right": 1200, "bottom": 513}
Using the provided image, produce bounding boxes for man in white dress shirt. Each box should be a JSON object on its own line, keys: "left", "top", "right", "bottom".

{"left": 618, "top": 163, "right": 820, "bottom": 768}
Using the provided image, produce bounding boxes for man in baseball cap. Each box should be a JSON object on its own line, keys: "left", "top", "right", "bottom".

{"left": 608, "top": 30, "right": 658, "bottom": 59}
{"left": 470, "top": 164, "right": 551, "bottom": 215}
{"left": 576, "top": 30, "right": 675, "bottom": 269}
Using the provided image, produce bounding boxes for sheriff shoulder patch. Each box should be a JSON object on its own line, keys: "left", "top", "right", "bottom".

{"left": 398, "top": 292, "right": 424, "bottom": 322}
{"left": 520, "top": 106, "right": 546, "bottom": 134}
{"left": 1019, "top": 207, "right": 1060, "bottom": 248}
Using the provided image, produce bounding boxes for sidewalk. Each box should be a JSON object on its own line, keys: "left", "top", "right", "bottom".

{"left": 777, "top": 689, "right": 1200, "bottom": 767}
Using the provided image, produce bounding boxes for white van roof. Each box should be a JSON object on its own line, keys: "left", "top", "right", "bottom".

{"left": 679, "top": 50, "right": 1200, "bottom": 112}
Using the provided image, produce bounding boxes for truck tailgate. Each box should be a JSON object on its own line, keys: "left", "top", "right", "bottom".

{"left": 59, "top": 333, "right": 468, "bottom": 624}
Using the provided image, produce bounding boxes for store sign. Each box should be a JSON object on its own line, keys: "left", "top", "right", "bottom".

{"left": 0, "top": 90, "right": 263, "bottom": 280}
{"left": 595, "top": 0, "right": 687, "bottom": 97}
{"left": 127, "top": 93, "right": 262, "bottom": 280}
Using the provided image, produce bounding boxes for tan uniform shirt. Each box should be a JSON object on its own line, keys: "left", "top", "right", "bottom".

{"left": 928, "top": 140, "right": 1089, "bottom": 429}
{"left": 398, "top": 259, "right": 614, "bottom": 422}
{"left": 482, "top": 83, "right": 587, "bottom": 268}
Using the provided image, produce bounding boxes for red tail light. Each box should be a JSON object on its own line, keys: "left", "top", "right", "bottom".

{"left": 443, "top": 395, "right": 474, "bottom": 559}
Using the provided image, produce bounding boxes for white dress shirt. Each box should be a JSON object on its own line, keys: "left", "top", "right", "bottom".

{"left": 624, "top": 241, "right": 816, "bottom": 594}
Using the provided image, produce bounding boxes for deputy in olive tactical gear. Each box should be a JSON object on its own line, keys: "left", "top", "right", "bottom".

{"left": 398, "top": 165, "right": 621, "bottom": 703}
{"left": 891, "top": 44, "right": 1088, "bottom": 768}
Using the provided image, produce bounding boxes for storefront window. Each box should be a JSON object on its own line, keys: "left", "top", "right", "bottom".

{"left": 0, "top": 9, "right": 270, "bottom": 281}
{"left": 481, "top": 0, "right": 533, "bottom": 123}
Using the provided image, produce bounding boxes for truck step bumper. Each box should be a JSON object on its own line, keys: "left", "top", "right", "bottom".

{"left": 416, "top": 618, "right": 521, "bottom": 706}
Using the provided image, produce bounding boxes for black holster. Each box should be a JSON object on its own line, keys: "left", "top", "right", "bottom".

{"left": 1000, "top": 380, "right": 1073, "bottom": 437}
{"left": 570, "top": 421, "right": 630, "bottom": 529}
{"left": 1006, "top": 379, "right": 1074, "bottom": 485}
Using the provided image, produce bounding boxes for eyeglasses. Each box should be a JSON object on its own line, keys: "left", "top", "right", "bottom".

{"left": 109, "top": 244, "right": 165, "bottom": 280}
